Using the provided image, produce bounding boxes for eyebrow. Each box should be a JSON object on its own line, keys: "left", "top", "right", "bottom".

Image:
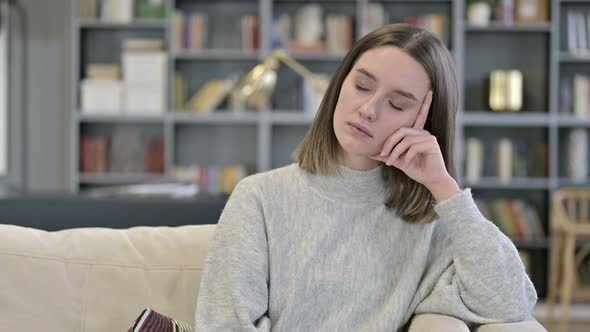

{"left": 355, "top": 68, "right": 418, "bottom": 102}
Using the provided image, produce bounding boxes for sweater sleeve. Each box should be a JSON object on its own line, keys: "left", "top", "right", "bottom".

{"left": 195, "top": 178, "right": 271, "bottom": 332}
{"left": 414, "top": 188, "right": 538, "bottom": 324}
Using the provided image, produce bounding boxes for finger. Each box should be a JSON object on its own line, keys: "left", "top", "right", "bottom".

{"left": 380, "top": 127, "right": 424, "bottom": 157}
{"left": 403, "top": 138, "right": 437, "bottom": 167}
{"left": 387, "top": 135, "right": 431, "bottom": 165}
{"left": 369, "top": 154, "right": 387, "bottom": 162}
{"left": 413, "top": 90, "right": 432, "bottom": 130}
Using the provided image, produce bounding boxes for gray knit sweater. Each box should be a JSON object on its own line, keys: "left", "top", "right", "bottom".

{"left": 195, "top": 163, "right": 537, "bottom": 331}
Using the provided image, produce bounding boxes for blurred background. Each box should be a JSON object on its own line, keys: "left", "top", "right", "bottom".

{"left": 1, "top": 0, "right": 590, "bottom": 330}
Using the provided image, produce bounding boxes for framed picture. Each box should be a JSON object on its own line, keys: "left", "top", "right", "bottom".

{"left": 515, "top": 0, "right": 549, "bottom": 23}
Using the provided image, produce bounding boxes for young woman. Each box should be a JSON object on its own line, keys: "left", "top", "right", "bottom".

{"left": 195, "top": 23, "right": 537, "bottom": 331}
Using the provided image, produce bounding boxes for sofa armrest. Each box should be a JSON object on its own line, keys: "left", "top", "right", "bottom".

{"left": 407, "top": 314, "right": 470, "bottom": 332}
{"left": 475, "top": 318, "right": 547, "bottom": 332}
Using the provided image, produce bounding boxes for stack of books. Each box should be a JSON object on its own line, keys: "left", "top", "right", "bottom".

{"left": 81, "top": 64, "right": 124, "bottom": 113}
{"left": 122, "top": 38, "right": 167, "bottom": 114}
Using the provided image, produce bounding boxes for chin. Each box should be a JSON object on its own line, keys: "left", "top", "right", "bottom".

{"left": 338, "top": 137, "right": 377, "bottom": 158}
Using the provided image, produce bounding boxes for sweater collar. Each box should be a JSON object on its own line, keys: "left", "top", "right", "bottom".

{"left": 301, "top": 163, "right": 387, "bottom": 205}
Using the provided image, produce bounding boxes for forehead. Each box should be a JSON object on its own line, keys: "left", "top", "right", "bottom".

{"left": 352, "top": 46, "right": 430, "bottom": 93}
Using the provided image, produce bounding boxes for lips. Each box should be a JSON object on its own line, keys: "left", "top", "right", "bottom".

{"left": 347, "top": 121, "right": 373, "bottom": 138}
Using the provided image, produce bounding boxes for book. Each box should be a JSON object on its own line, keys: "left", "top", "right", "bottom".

{"left": 123, "top": 38, "right": 165, "bottom": 52}
{"left": 145, "top": 138, "right": 164, "bottom": 174}
{"left": 465, "top": 137, "right": 484, "bottom": 182}
{"left": 573, "top": 74, "right": 589, "bottom": 118}
{"left": 568, "top": 10, "right": 578, "bottom": 55}
{"left": 566, "top": 128, "right": 589, "bottom": 182}
{"left": 80, "top": 136, "right": 109, "bottom": 173}
{"left": 497, "top": 138, "right": 513, "bottom": 182}
{"left": 85, "top": 64, "right": 121, "bottom": 80}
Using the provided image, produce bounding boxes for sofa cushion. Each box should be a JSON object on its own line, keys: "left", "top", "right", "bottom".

{"left": 0, "top": 224, "right": 216, "bottom": 332}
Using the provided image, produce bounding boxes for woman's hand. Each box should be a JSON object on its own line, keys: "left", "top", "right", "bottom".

{"left": 369, "top": 90, "right": 461, "bottom": 202}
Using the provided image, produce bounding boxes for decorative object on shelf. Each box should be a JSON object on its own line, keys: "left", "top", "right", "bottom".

{"left": 515, "top": 0, "right": 548, "bottom": 24}
{"left": 466, "top": 0, "right": 493, "bottom": 27}
{"left": 489, "top": 69, "right": 523, "bottom": 112}
{"left": 187, "top": 76, "right": 238, "bottom": 113}
{"left": 229, "top": 49, "right": 329, "bottom": 112}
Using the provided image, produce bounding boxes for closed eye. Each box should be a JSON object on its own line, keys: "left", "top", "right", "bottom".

{"left": 354, "top": 84, "right": 370, "bottom": 92}
{"left": 389, "top": 101, "right": 403, "bottom": 111}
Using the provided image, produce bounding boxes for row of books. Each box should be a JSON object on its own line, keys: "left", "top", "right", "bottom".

{"left": 80, "top": 134, "right": 164, "bottom": 174}
{"left": 476, "top": 199, "right": 545, "bottom": 242}
{"left": 171, "top": 10, "right": 259, "bottom": 51}
{"left": 464, "top": 138, "right": 548, "bottom": 182}
{"left": 566, "top": 10, "right": 590, "bottom": 56}
{"left": 172, "top": 165, "right": 250, "bottom": 195}
{"left": 484, "top": 0, "right": 549, "bottom": 26}
{"left": 78, "top": 0, "right": 165, "bottom": 22}
{"left": 406, "top": 14, "right": 449, "bottom": 47}
{"left": 271, "top": 11, "right": 353, "bottom": 54}
{"left": 560, "top": 74, "right": 590, "bottom": 118}
{"left": 362, "top": 3, "right": 449, "bottom": 47}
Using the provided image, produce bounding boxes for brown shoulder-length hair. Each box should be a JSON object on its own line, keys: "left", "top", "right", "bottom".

{"left": 294, "top": 23, "right": 458, "bottom": 224}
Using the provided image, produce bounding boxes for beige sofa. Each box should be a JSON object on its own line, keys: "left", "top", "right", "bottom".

{"left": 0, "top": 224, "right": 547, "bottom": 331}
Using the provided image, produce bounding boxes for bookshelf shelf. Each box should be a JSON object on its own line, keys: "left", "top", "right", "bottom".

{"left": 269, "top": 111, "right": 315, "bottom": 125}
{"left": 172, "top": 49, "right": 261, "bottom": 61}
{"left": 79, "top": 173, "right": 168, "bottom": 185}
{"left": 558, "top": 178, "right": 590, "bottom": 187}
{"left": 170, "top": 111, "right": 261, "bottom": 124}
{"left": 289, "top": 52, "right": 346, "bottom": 62}
{"left": 559, "top": 52, "right": 590, "bottom": 63}
{"left": 77, "top": 112, "right": 166, "bottom": 123}
{"left": 462, "top": 112, "right": 551, "bottom": 127}
{"left": 464, "top": 23, "right": 551, "bottom": 32}
{"left": 513, "top": 240, "right": 550, "bottom": 250}
{"left": 463, "top": 177, "right": 550, "bottom": 190}
{"left": 557, "top": 115, "right": 590, "bottom": 127}
{"left": 78, "top": 19, "right": 166, "bottom": 29}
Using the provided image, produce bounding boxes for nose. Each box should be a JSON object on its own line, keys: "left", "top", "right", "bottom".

{"left": 359, "top": 95, "right": 378, "bottom": 122}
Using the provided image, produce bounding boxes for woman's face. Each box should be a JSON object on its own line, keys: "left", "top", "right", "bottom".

{"left": 333, "top": 45, "right": 431, "bottom": 170}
